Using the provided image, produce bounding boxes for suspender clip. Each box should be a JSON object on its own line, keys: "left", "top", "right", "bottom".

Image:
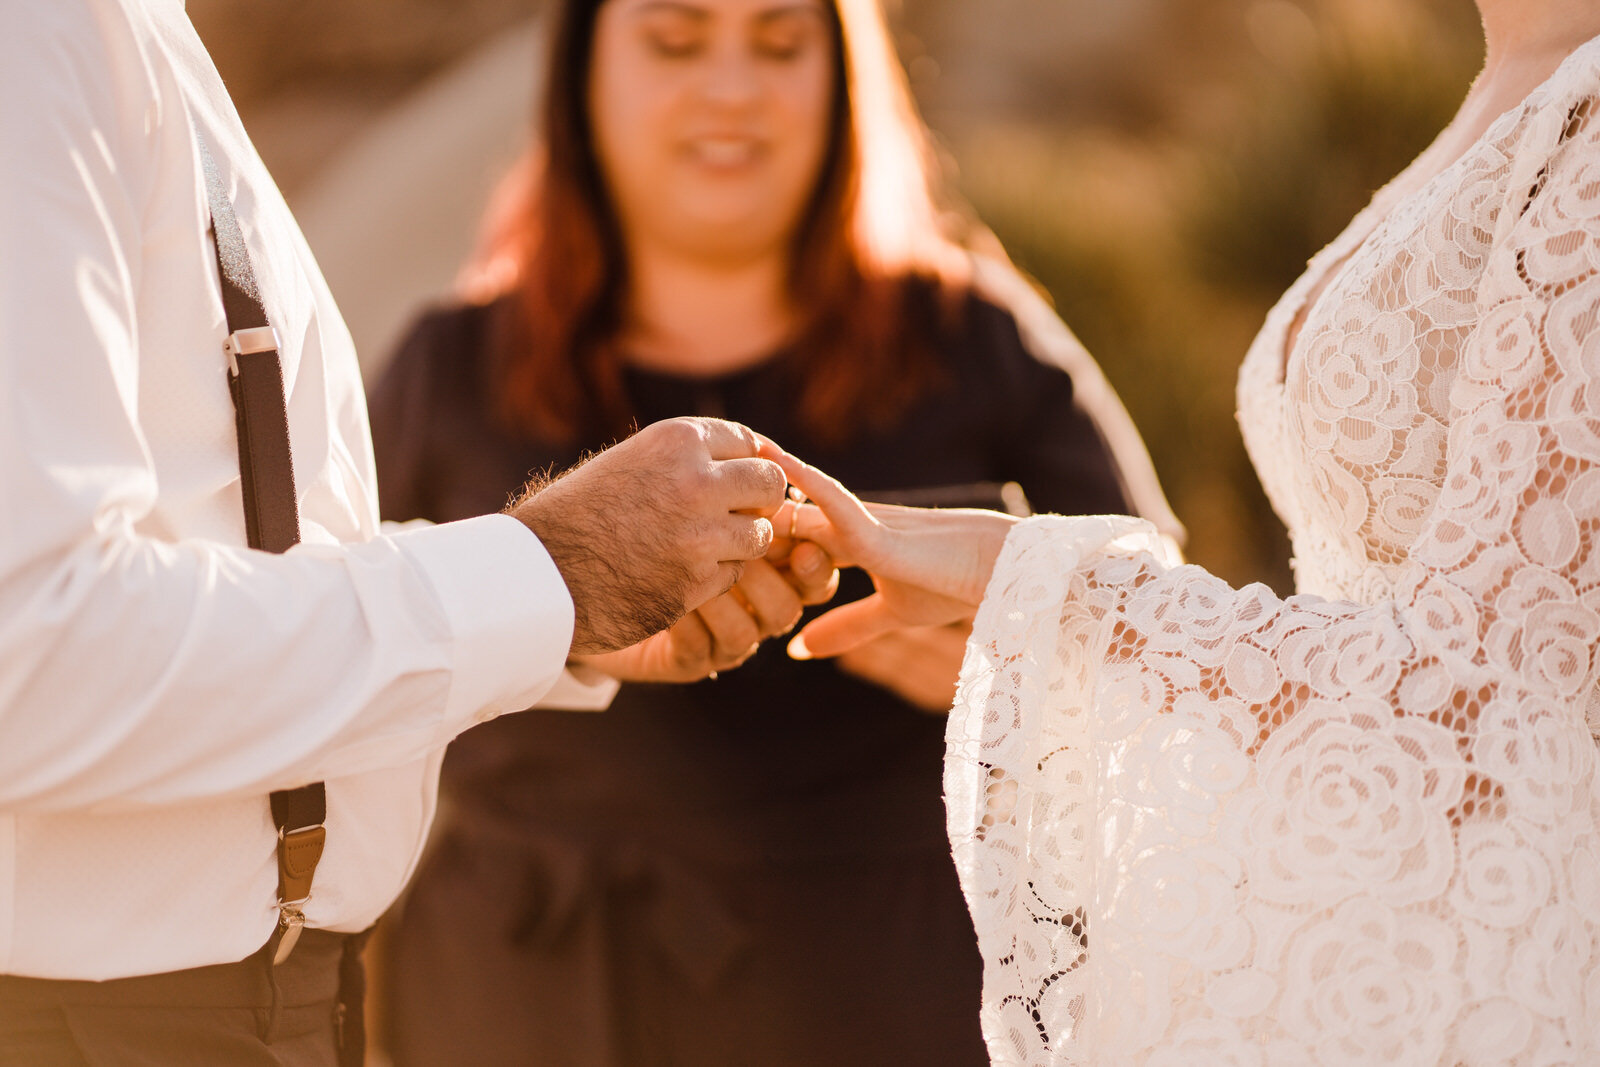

{"left": 272, "top": 823, "right": 326, "bottom": 965}
{"left": 273, "top": 903, "right": 307, "bottom": 965}
{"left": 224, "top": 326, "right": 280, "bottom": 375}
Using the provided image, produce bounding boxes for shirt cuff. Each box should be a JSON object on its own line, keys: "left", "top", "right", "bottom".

{"left": 536, "top": 664, "right": 620, "bottom": 711}
{"left": 388, "top": 513, "right": 574, "bottom": 730}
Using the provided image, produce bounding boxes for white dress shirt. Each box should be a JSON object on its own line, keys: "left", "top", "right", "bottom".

{"left": 0, "top": 0, "right": 612, "bottom": 980}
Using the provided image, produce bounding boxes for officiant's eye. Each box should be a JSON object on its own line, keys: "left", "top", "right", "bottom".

{"left": 645, "top": 29, "right": 705, "bottom": 59}
{"left": 641, "top": 12, "right": 707, "bottom": 58}
{"left": 751, "top": 13, "right": 820, "bottom": 62}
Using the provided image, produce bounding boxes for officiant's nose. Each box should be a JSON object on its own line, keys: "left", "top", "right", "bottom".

{"left": 698, "top": 31, "right": 762, "bottom": 109}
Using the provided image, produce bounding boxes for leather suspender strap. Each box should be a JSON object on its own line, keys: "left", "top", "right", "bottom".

{"left": 197, "top": 135, "right": 327, "bottom": 966}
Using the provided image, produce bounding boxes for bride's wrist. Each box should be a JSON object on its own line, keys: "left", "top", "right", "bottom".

{"left": 949, "top": 511, "right": 1020, "bottom": 606}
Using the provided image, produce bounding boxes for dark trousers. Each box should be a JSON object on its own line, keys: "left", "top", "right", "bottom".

{"left": 385, "top": 825, "right": 989, "bottom": 1067}
{"left": 0, "top": 929, "right": 369, "bottom": 1067}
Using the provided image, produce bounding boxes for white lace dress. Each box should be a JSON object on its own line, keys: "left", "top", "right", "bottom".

{"left": 945, "top": 40, "right": 1600, "bottom": 1067}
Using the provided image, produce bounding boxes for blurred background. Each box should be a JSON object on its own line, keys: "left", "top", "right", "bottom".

{"left": 189, "top": 0, "right": 1483, "bottom": 594}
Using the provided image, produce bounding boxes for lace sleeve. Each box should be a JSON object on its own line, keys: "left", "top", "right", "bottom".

{"left": 946, "top": 99, "right": 1600, "bottom": 1065}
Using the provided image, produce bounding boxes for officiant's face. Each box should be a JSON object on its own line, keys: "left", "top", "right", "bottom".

{"left": 589, "top": 0, "right": 837, "bottom": 262}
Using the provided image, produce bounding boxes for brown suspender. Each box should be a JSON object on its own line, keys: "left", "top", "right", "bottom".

{"left": 197, "top": 135, "right": 326, "bottom": 966}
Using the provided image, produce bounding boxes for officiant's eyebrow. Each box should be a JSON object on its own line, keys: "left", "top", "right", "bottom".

{"left": 630, "top": 1, "right": 827, "bottom": 20}
{"left": 633, "top": 2, "right": 709, "bottom": 21}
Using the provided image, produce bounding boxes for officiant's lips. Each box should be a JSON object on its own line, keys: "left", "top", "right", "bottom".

{"left": 680, "top": 133, "right": 770, "bottom": 174}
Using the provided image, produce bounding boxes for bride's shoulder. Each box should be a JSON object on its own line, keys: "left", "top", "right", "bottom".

{"left": 1560, "top": 33, "right": 1600, "bottom": 86}
{"left": 1511, "top": 35, "right": 1600, "bottom": 149}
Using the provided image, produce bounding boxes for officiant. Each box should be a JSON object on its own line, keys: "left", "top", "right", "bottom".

{"left": 370, "top": 0, "right": 1180, "bottom": 1062}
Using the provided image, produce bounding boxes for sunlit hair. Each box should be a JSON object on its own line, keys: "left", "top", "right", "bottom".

{"left": 463, "top": 0, "right": 974, "bottom": 445}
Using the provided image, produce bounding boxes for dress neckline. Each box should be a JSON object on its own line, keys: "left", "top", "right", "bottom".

{"left": 1274, "top": 30, "right": 1600, "bottom": 384}
{"left": 620, "top": 347, "right": 791, "bottom": 389}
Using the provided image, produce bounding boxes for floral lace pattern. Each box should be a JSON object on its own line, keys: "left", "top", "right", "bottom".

{"left": 946, "top": 41, "right": 1600, "bottom": 1066}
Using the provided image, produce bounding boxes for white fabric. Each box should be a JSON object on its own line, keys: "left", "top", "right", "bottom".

{"left": 0, "top": 0, "right": 607, "bottom": 981}
{"left": 947, "top": 37, "right": 1600, "bottom": 1066}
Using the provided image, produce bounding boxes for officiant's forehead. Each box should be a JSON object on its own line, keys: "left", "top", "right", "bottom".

{"left": 608, "top": 0, "right": 831, "bottom": 22}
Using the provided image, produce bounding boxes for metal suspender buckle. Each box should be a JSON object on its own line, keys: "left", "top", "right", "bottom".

{"left": 274, "top": 903, "right": 307, "bottom": 966}
{"left": 272, "top": 823, "right": 327, "bottom": 965}
{"left": 224, "top": 326, "right": 280, "bottom": 375}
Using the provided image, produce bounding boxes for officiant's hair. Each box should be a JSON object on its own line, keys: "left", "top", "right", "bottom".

{"left": 464, "top": 0, "right": 976, "bottom": 446}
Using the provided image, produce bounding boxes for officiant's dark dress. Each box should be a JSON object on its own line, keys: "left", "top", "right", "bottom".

{"left": 370, "top": 287, "right": 1168, "bottom": 1067}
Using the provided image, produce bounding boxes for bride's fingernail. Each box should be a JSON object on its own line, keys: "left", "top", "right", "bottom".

{"left": 787, "top": 634, "right": 812, "bottom": 660}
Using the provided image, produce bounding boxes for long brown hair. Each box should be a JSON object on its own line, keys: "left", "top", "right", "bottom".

{"left": 465, "top": 0, "right": 972, "bottom": 445}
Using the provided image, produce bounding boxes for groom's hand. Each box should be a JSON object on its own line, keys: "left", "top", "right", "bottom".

{"left": 571, "top": 554, "right": 838, "bottom": 682}
{"left": 508, "top": 417, "right": 787, "bottom": 655}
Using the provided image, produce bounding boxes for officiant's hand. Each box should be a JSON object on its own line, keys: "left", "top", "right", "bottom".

{"left": 763, "top": 445, "right": 1017, "bottom": 659}
{"left": 570, "top": 553, "right": 838, "bottom": 682}
{"left": 510, "top": 417, "right": 788, "bottom": 655}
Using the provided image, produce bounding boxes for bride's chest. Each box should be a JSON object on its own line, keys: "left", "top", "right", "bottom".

{"left": 1237, "top": 145, "right": 1512, "bottom": 596}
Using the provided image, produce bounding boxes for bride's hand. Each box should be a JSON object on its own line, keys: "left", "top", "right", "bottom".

{"left": 764, "top": 445, "right": 1018, "bottom": 659}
